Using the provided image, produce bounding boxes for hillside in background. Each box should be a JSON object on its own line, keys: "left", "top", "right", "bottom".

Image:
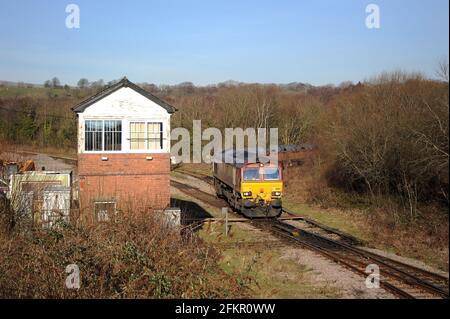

{"left": 0, "top": 70, "right": 448, "bottom": 230}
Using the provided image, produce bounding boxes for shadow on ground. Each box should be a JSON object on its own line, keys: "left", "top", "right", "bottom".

{"left": 170, "top": 197, "right": 215, "bottom": 231}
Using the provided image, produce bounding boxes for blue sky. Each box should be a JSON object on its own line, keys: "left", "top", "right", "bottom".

{"left": 0, "top": 0, "right": 448, "bottom": 86}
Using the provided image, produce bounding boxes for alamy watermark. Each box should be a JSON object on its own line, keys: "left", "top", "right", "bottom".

{"left": 365, "top": 264, "right": 380, "bottom": 289}
{"left": 65, "top": 4, "right": 379, "bottom": 30}
{"left": 65, "top": 264, "right": 80, "bottom": 289}
{"left": 65, "top": 4, "right": 80, "bottom": 29}
{"left": 366, "top": 4, "right": 380, "bottom": 29}
{"left": 170, "top": 120, "right": 279, "bottom": 165}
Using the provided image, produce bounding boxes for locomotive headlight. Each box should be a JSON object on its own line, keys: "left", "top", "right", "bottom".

{"left": 272, "top": 191, "right": 282, "bottom": 197}
{"left": 243, "top": 191, "right": 252, "bottom": 197}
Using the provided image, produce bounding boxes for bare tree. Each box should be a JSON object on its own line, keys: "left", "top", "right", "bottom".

{"left": 77, "top": 78, "right": 89, "bottom": 89}
{"left": 51, "top": 77, "right": 61, "bottom": 88}
{"left": 436, "top": 58, "right": 449, "bottom": 82}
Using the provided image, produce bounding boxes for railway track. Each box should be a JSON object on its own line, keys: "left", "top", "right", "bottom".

{"left": 171, "top": 175, "right": 450, "bottom": 299}
{"left": 172, "top": 168, "right": 215, "bottom": 185}
{"left": 13, "top": 150, "right": 78, "bottom": 164}
{"left": 173, "top": 169, "right": 362, "bottom": 244}
{"left": 261, "top": 219, "right": 449, "bottom": 299}
{"left": 172, "top": 179, "right": 227, "bottom": 208}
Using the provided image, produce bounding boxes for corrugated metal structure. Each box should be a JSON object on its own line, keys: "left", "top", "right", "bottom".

{"left": 8, "top": 170, "right": 72, "bottom": 227}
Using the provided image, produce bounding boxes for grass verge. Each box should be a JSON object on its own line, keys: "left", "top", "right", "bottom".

{"left": 171, "top": 191, "right": 341, "bottom": 298}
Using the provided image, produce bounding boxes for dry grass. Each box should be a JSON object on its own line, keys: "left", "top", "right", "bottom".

{"left": 363, "top": 202, "right": 449, "bottom": 270}
{"left": 197, "top": 220, "right": 341, "bottom": 298}
{"left": 0, "top": 207, "right": 248, "bottom": 298}
{"left": 284, "top": 162, "right": 449, "bottom": 271}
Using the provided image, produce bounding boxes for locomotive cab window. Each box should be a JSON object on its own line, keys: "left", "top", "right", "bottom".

{"left": 243, "top": 168, "right": 260, "bottom": 181}
{"left": 263, "top": 167, "right": 280, "bottom": 180}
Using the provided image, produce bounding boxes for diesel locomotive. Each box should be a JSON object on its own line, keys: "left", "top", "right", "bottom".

{"left": 213, "top": 150, "right": 283, "bottom": 218}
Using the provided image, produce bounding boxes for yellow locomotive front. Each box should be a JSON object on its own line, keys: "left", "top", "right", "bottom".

{"left": 238, "top": 162, "right": 283, "bottom": 218}
{"left": 213, "top": 151, "right": 284, "bottom": 218}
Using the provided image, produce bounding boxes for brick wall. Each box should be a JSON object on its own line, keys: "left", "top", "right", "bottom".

{"left": 78, "top": 153, "right": 171, "bottom": 216}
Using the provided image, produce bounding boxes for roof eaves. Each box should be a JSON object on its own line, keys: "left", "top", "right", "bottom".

{"left": 71, "top": 77, "right": 177, "bottom": 114}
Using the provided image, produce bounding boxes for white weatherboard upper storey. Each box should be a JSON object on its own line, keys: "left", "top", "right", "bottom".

{"left": 77, "top": 87, "right": 172, "bottom": 154}
{"left": 80, "top": 87, "right": 171, "bottom": 118}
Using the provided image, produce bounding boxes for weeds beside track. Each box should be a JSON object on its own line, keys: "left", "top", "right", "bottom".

{"left": 171, "top": 177, "right": 450, "bottom": 299}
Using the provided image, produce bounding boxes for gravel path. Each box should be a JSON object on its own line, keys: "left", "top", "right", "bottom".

{"left": 281, "top": 248, "right": 395, "bottom": 298}
{"left": 28, "top": 153, "right": 75, "bottom": 172}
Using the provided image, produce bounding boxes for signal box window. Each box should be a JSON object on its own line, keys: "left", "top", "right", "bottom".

{"left": 129, "top": 121, "right": 163, "bottom": 150}
{"left": 85, "top": 120, "right": 122, "bottom": 151}
{"left": 130, "top": 122, "right": 146, "bottom": 150}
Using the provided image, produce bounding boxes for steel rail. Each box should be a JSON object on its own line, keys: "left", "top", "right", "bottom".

{"left": 268, "top": 225, "right": 415, "bottom": 299}
{"left": 268, "top": 220, "right": 449, "bottom": 299}
{"left": 282, "top": 210, "right": 449, "bottom": 284}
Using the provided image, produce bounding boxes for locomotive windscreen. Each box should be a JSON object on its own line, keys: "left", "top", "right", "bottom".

{"left": 263, "top": 167, "right": 280, "bottom": 180}
{"left": 243, "top": 168, "right": 260, "bottom": 181}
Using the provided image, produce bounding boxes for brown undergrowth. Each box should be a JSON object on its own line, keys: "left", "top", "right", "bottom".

{"left": 0, "top": 207, "right": 248, "bottom": 298}
{"left": 284, "top": 160, "right": 449, "bottom": 271}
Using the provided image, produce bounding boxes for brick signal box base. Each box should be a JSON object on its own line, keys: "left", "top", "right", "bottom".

{"left": 78, "top": 153, "right": 171, "bottom": 215}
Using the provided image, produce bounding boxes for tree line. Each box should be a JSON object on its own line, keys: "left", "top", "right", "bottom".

{"left": 42, "top": 77, "right": 108, "bottom": 89}
{"left": 0, "top": 66, "right": 448, "bottom": 215}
